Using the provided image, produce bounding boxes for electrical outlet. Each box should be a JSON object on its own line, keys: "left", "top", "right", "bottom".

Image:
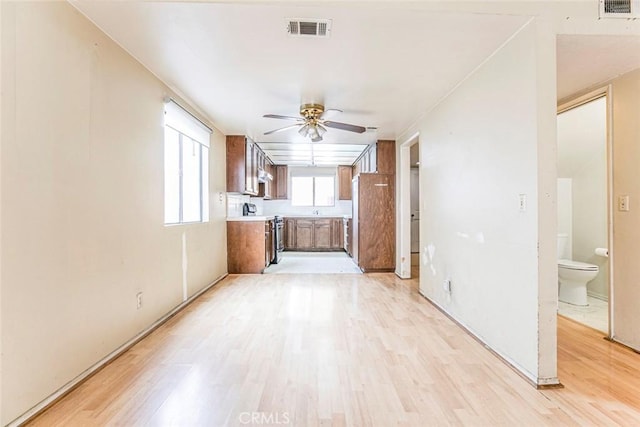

{"left": 136, "top": 292, "right": 143, "bottom": 309}
{"left": 618, "top": 195, "right": 630, "bottom": 212}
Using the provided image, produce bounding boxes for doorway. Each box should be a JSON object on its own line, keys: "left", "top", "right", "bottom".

{"left": 397, "top": 134, "right": 420, "bottom": 279}
{"left": 556, "top": 90, "right": 612, "bottom": 335}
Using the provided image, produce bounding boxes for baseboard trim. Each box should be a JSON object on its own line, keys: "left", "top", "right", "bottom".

{"left": 7, "top": 273, "right": 229, "bottom": 427}
{"left": 586, "top": 291, "right": 608, "bottom": 302}
{"left": 418, "top": 290, "right": 562, "bottom": 390}
{"left": 604, "top": 336, "right": 640, "bottom": 354}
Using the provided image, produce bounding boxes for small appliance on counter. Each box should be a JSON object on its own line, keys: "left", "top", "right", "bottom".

{"left": 242, "top": 203, "right": 257, "bottom": 216}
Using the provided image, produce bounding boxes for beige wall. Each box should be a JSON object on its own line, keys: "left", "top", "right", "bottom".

{"left": 611, "top": 68, "right": 640, "bottom": 351}
{"left": 1, "top": 2, "right": 227, "bottom": 423}
{"left": 396, "top": 20, "right": 558, "bottom": 385}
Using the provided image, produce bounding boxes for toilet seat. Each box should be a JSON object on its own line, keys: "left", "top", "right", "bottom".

{"left": 558, "top": 259, "right": 598, "bottom": 271}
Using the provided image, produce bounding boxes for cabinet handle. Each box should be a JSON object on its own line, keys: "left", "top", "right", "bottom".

{"left": 374, "top": 183, "right": 388, "bottom": 187}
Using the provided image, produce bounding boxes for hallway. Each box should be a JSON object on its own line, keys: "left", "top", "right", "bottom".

{"left": 28, "top": 273, "right": 640, "bottom": 426}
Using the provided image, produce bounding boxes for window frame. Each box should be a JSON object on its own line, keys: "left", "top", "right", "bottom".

{"left": 291, "top": 175, "right": 336, "bottom": 207}
{"left": 164, "top": 100, "right": 211, "bottom": 225}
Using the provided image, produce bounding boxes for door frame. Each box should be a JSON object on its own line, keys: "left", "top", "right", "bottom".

{"left": 396, "top": 132, "right": 420, "bottom": 279}
{"left": 558, "top": 85, "right": 613, "bottom": 338}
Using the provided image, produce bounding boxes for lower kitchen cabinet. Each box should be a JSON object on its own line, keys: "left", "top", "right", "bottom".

{"left": 284, "top": 217, "right": 344, "bottom": 251}
{"left": 295, "top": 219, "right": 314, "bottom": 250}
{"left": 227, "top": 219, "right": 274, "bottom": 273}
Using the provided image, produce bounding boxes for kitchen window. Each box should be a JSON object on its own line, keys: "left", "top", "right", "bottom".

{"left": 291, "top": 176, "right": 335, "bottom": 207}
{"left": 164, "top": 100, "right": 211, "bottom": 224}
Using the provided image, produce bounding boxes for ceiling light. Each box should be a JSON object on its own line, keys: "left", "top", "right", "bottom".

{"left": 298, "top": 124, "right": 310, "bottom": 137}
{"left": 308, "top": 125, "right": 320, "bottom": 140}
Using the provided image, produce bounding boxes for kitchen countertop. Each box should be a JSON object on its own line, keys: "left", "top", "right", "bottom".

{"left": 282, "top": 215, "right": 351, "bottom": 219}
{"left": 226, "top": 216, "right": 275, "bottom": 222}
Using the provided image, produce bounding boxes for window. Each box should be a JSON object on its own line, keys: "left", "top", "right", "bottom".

{"left": 164, "top": 100, "right": 211, "bottom": 224}
{"left": 291, "top": 176, "right": 335, "bottom": 207}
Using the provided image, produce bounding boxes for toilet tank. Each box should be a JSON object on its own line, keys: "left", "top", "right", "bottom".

{"left": 557, "top": 233, "right": 569, "bottom": 259}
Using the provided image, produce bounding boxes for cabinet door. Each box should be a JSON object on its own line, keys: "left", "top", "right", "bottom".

{"left": 252, "top": 143, "right": 259, "bottom": 195}
{"left": 357, "top": 174, "right": 395, "bottom": 271}
{"left": 284, "top": 218, "right": 296, "bottom": 249}
{"left": 313, "top": 220, "right": 331, "bottom": 249}
{"left": 375, "top": 140, "right": 396, "bottom": 175}
{"left": 338, "top": 166, "right": 352, "bottom": 200}
{"left": 245, "top": 139, "right": 255, "bottom": 194}
{"left": 264, "top": 220, "right": 275, "bottom": 266}
{"left": 275, "top": 165, "right": 288, "bottom": 199}
{"left": 346, "top": 218, "right": 353, "bottom": 256}
{"left": 296, "top": 220, "right": 314, "bottom": 249}
{"left": 331, "top": 218, "right": 343, "bottom": 248}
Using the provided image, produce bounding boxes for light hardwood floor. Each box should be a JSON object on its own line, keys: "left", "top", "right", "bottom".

{"left": 28, "top": 273, "right": 640, "bottom": 426}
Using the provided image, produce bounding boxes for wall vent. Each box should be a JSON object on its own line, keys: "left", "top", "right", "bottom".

{"left": 600, "top": 0, "right": 640, "bottom": 18}
{"left": 286, "top": 19, "right": 332, "bottom": 38}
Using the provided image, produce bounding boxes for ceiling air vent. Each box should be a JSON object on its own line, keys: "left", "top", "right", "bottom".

{"left": 286, "top": 19, "right": 332, "bottom": 38}
{"left": 599, "top": 0, "right": 640, "bottom": 18}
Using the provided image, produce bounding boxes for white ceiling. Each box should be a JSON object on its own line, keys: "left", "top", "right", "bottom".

{"left": 71, "top": 1, "right": 640, "bottom": 165}
{"left": 557, "top": 35, "right": 640, "bottom": 101}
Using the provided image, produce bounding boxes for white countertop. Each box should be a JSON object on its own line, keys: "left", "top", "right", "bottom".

{"left": 282, "top": 215, "right": 350, "bottom": 219}
{"left": 226, "top": 216, "right": 275, "bottom": 222}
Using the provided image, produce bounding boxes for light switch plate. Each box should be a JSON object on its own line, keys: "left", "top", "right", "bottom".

{"left": 518, "top": 194, "right": 527, "bottom": 212}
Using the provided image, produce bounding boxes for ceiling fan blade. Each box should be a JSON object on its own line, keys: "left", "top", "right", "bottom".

{"left": 264, "top": 123, "right": 302, "bottom": 135}
{"left": 322, "top": 120, "right": 367, "bottom": 133}
{"left": 263, "top": 114, "right": 304, "bottom": 121}
{"left": 320, "top": 108, "right": 342, "bottom": 120}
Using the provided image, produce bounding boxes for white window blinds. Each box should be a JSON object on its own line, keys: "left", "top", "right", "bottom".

{"left": 164, "top": 99, "right": 211, "bottom": 147}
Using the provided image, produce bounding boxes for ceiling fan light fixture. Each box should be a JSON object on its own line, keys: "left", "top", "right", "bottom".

{"left": 311, "top": 135, "right": 323, "bottom": 143}
{"left": 317, "top": 124, "right": 327, "bottom": 136}
{"left": 298, "top": 124, "right": 310, "bottom": 137}
{"left": 308, "top": 125, "right": 320, "bottom": 140}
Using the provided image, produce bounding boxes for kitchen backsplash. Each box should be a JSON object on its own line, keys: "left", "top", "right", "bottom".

{"left": 226, "top": 193, "right": 251, "bottom": 217}
{"left": 227, "top": 193, "right": 352, "bottom": 217}
{"left": 251, "top": 197, "right": 352, "bottom": 217}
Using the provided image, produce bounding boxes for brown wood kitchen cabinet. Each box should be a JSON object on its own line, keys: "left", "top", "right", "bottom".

{"left": 226, "top": 135, "right": 258, "bottom": 195}
{"left": 274, "top": 165, "right": 288, "bottom": 199}
{"left": 227, "top": 219, "right": 275, "bottom": 273}
{"left": 284, "top": 217, "right": 344, "bottom": 251}
{"left": 351, "top": 173, "right": 395, "bottom": 272}
{"left": 338, "top": 165, "right": 352, "bottom": 200}
{"left": 294, "top": 219, "right": 314, "bottom": 250}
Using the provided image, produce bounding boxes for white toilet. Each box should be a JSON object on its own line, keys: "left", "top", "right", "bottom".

{"left": 557, "top": 233, "right": 599, "bottom": 306}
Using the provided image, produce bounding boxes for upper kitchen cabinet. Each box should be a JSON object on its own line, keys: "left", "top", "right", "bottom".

{"left": 352, "top": 140, "right": 396, "bottom": 176}
{"left": 274, "top": 165, "right": 288, "bottom": 199}
{"left": 227, "top": 135, "right": 257, "bottom": 195}
{"left": 338, "top": 165, "right": 352, "bottom": 200}
{"left": 227, "top": 135, "right": 274, "bottom": 197}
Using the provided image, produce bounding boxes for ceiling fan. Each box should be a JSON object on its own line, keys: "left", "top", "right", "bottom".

{"left": 263, "top": 103, "right": 366, "bottom": 142}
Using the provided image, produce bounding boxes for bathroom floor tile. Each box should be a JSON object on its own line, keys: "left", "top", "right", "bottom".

{"left": 558, "top": 296, "right": 608, "bottom": 333}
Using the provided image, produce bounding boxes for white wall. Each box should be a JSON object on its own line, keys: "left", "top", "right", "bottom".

{"left": 396, "top": 20, "right": 558, "bottom": 385}
{"left": 1, "top": 3, "right": 227, "bottom": 423}
{"left": 557, "top": 97, "right": 608, "bottom": 299}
